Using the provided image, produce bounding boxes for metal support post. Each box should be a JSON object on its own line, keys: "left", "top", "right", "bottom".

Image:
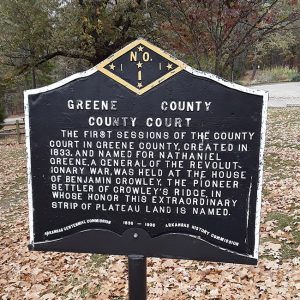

{"left": 128, "top": 255, "right": 147, "bottom": 300}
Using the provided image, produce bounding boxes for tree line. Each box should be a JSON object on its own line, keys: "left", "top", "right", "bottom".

{"left": 0, "top": 0, "right": 299, "bottom": 115}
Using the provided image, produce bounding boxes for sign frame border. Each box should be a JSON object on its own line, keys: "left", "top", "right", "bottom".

{"left": 24, "top": 38, "right": 268, "bottom": 264}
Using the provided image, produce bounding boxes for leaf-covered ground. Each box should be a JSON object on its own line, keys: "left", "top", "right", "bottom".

{"left": 0, "top": 108, "right": 299, "bottom": 299}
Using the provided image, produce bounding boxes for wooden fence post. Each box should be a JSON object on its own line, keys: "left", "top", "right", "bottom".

{"left": 16, "top": 120, "right": 21, "bottom": 144}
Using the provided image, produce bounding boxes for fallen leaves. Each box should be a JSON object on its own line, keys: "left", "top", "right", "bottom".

{"left": 0, "top": 108, "right": 300, "bottom": 299}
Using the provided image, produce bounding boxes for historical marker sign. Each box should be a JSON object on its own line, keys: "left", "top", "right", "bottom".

{"left": 25, "top": 39, "right": 267, "bottom": 265}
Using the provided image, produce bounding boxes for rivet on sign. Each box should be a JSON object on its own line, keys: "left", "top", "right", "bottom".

{"left": 133, "top": 233, "right": 139, "bottom": 239}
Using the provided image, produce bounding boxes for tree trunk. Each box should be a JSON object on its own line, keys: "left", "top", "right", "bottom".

{"left": 251, "top": 61, "right": 257, "bottom": 81}
{"left": 214, "top": 47, "right": 223, "bottom": 77}
{"left": 231, "top": 59, "right": 235, "bottom": 82}
{"left": 214, "top": 56, "right": 221, "bottom": 76}
{"left": 32, "top": 67, "right": 37, "bottom": 89}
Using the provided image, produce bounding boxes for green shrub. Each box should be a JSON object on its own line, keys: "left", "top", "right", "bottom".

{"left": 291, "top": 73, "right": 300, "bottom": 82}
{"left": 252, "top": 66, "right": 298, "bottom": 84}
{"left": 234, "top": 80, "right": 245, "bottom": 86}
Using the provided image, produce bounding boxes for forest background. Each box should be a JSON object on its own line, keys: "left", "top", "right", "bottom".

{"left": 0, "top": 0, "right": 299, "bottom": 117}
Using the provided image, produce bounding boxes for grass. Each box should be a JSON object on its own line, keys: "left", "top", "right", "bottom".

{"left": 66, "top": 274, "right": 102, "bottom": 298}
{"left": 281, "top": 244, "right": 298, "bottom": 259}
{"left": 265, "top": 155, "right": 298, "bottom": 170}
{"left": 262, "top": 187, "right": 271, "bottom": 198}
{"left": 1, "top": 174, "right": 26, "bottom": 203}
{"left": 0, "top": 145, "right": 26, "bottom": 209}
{"left": 264, "top": 212, "right": 300, "bottom": 259}
{"left": 264, "top": 155, "right": 282, "bottom": 171}
{"left": 80, "top": 285, "right": 89, "bottom": 298}
{"left": 293, "top": 230, "right": 300, "bottom": 245}
{"left": 264, "top": 154, "right": 298, "bottom": 180}
{"left": 240, "top": 67, "right": 299, "bottom": 85}
{"left": 89, "top": 254, "right": 109, "bottom": 268}
{"left": 257, "top": 66, "right": 298, "bottom": 83}
{"left": 262, "top": 111, "right": 300, "bottom": 259}
{"left": 266, "top": 212, "right": 294, "bottom": 229}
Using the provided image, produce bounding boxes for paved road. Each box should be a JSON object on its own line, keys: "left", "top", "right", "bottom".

{"left": 251, "top": 82, "right": 300, "bottom": 107}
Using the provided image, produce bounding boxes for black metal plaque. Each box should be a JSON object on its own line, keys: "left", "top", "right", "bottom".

{"left": 25, "top": 39, "right": 267, "bottom": 264}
